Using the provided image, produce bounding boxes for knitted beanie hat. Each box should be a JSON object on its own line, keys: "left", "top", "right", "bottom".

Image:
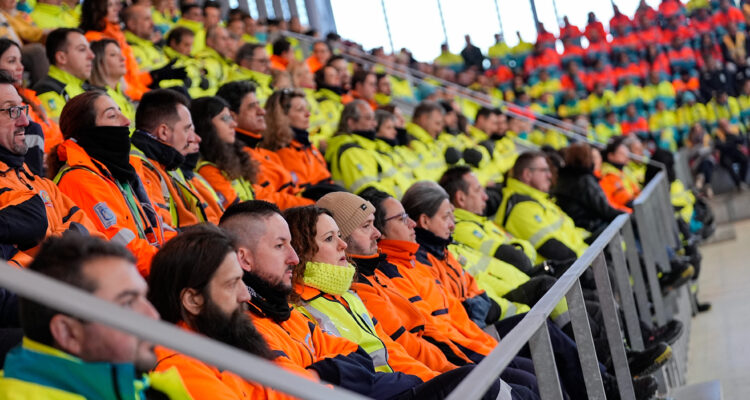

{"left": 316, "top": 192, "right": 375, "bottom": 238}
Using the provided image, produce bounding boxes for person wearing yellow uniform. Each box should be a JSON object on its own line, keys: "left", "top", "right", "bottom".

{"left": 405, "top": 101, "right": 449, "bottom": 182}
{"left": 312, "top": 63, "right": 345, "bottom": 146}
{"left": 123, "top": 5, "right": 168, "bottom": 72}
{"left": 487, "top": 33, "right": 511, "bottom": 64}
{"left": 326, "top": 101, "right": 412, "bottom": 198}
{"left": 170, "top": 3, "right": 204, "bottom": 55}
{"left": 89, "top": 39, "right": 136, "bottom": 124}
{"left": 495, "top": 152, "right": 589, "bottom": 264}
{"left": 32, "top": 28, "right": 93, "bottom": 120}
{"left": 195, "top": 26, "right": 235, "bottom": 95}
{"left": 706, "top": 91, "right": 742, "bottom": 131}
{"left": 231, "top": 43, "right": 273, "bottom": 105}
{"left": 163, "top": 27, "right": 210, "bottom": 99}
{"left": 649, "top": 99, "right": 679, "bottom": 150}
{"left": 594, "top": 111, "right": 623, "bottom": 144}
{"left": 29, "top": 0, "right": 78, "bottom": 30}
{"left": 433, "top": 43, "right": 463, "bottom": 72}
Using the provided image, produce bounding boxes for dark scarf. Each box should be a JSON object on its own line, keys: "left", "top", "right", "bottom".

{"left": 319, "top": 84, "right": 346, "bottom": 96}
{"left": 131, "top": 129, "right": 184, "bottom": 171}
{"left": 351, "top": 129, "right": 376, "bottom": 141}
{"left": 180, "top": 152, "right": 199, "bottom": 179}
{"left": 236, "top": 130, "right": 262, "bottom": 148}
{"left": 350, "top": 253, "right": 387, "bottom": 278}
{"left": 377, "top": 136, "right": 399, "bottom": 147}
{"left": 414, "top": 227, "right": 451, "bottom": 260}
{"left": 243, "top": 271, "right": 292, "bottom": 323}
{"left": 76, "top": 126, "right": 137, "bottom": 183}
{"left": 0, "top": 145, "right": 25, "bottom": 169}
{"left": 291, "top": 127, "right": 311, "bottom": 147}
{"left": 607, "top": 161, "right": 626, "bottom": 170}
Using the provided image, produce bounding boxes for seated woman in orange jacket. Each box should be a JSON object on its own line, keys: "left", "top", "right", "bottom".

{"left": 191, "top": 96, "right": 258, "bottom": 209}
{"left": 599, "top": 137, "right": 641, "bottom": 212}
{"left": 52, "top": 91, "right": 169, "bottom": 277}
{"left": 0, "top": 38, "right": 63, "bottom": 154}
{"left": 261, "top": 89, "right": 345, "bottom": 200}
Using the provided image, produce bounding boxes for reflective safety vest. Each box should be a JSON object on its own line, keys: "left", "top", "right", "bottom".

{"left": 405, "top": 122, "right": 446, "bottom": 182}
{"left": 196, "top": 160, "right": 254, "bottom": 208}
{"left": 600, "top": 162, "right": 641, "bottom": 211}
{"left": 453, "top": 207, "right": 537, "bottom": 262}
{"left": 671, "top": 179, "right": 695, "bottom": 224}
{"left": 124, "top": 30, "right": 169, "bottom": 72}
{"left": 54, "top": 140, "right": 165, "bottom": 276}
{"left": 29, "top": 2, "right": 78, "bottom": 29}
{"left": 311, "top": 88, "right": 344, "bottom": 146}
{"left": 32, "top": 65, "right": 88, "bottom": 120}
{"left": 228, "top": 66, "right": 273, "bottom": 106}
{"left": 196, "top": 46, "right": 233, "bottom": 94}
{"left": 495, "top": 178, "right": 589, "bottom": 263}
{"left": 296, "top": 288, "right": 392, "bottom": 374}
{"left": 171, "top": 18, "right": 205, "bottom": 55}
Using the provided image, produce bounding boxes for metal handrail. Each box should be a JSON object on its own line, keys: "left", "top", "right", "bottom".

{"left": 444, "top": 213, "right": 630, "bottom": 400}
{"left": 0, "top": 263, "right": 364, "bottom": 400}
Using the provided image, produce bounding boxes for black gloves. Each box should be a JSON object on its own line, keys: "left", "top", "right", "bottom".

{"left": 149, "top": 59, "right": 188, "bottom": 88}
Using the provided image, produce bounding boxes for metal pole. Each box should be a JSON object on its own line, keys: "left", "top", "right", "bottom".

{"left": 380, "top": 0, "right": 395, "bottom": 54}
{"left": 493, "top": 0, "right": 504, "bottom": 37}
{"left": 551, "top": 0, "right": 561, "bottom": 26}
{"left": 529, "top": 325, "right": 565, "bottom": 400}
{"left": 436, "top": 0, "right": 449, "bottom": 46}
{"left": 529, "top": 0, "right": 540, "bottom": 31}
{"left": 0, "top": 262, "right": 365, "bottom": 400}
{"left": 565, "top": 279, "right": 607, "bottom": 399}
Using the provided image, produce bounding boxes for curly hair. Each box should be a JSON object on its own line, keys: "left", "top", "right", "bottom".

{"left": 191, "top": 96, "right": 258, "bottom": 182}
{"left": 261, "top": 88, "right": 305, "bottom": 151}
{"left": 282, "top": 206, "right": 332, "bottom": 303}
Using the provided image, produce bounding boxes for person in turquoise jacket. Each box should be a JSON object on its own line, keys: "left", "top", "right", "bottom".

{"left": 0, "top": 233, "right": 191, "bottom": 399}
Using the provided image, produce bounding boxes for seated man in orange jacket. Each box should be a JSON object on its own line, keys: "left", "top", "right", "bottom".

{"left": 0, "top": 72, "right": 99, "bottom": 267}
{"left": 219, "top": 200, "right": 529, "bottom": 400}
{"left": 147, "top": 224, "right": 301, "bottom": 399}
{"left": 130, "top": 89, "right": 223, "bottom": 227}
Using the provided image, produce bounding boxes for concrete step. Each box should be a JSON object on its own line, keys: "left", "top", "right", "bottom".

{"left": 707, "top": 190, "right": 750, "bottom": 225}
{"left": 665, "top": 380, "right": 722, "bottom": 400}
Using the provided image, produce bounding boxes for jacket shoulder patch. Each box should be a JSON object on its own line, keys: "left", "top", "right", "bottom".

{"left": 93, "top": 202, "right": 117, "bottom": 229}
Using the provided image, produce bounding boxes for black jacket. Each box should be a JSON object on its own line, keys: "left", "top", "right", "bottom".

{"left": 552, "top": 166, "right": 623, "bottom": 235}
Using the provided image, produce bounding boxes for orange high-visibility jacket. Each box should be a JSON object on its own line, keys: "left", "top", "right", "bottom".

{"left": 351, "top": 254, "right": 469, "bottom": 371}
{"left": 296, "top": 284, "right": 439, "bottom": 382}
{"left": 377, "top": 240, "right": 497, "bottom": 361}
{"left": 0, "top": 157, "right": 100, "bottom": 267}
{"left": 55, "top": 140, "right": 164, "bottom": 276}
{"left": 185, "top": 170, "right": 223, "bottom": 224}
{"left": 599, "top": 162, "right": 641, "bottom": 211}
{"left": 274, "top": 139, "right": 332, "bottom": 189}
{"left": 237, "top": 129, "right": 313, "bottom": 209}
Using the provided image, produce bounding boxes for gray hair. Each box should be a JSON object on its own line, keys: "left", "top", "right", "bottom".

{"left": 335, "top": 99, "right": 368, "bottom": 135}
{"left": 375, "top": 109, "right": 396, "bottom": 132}
{"left": 401, "top": 181, "right": 449, "bottom": 221}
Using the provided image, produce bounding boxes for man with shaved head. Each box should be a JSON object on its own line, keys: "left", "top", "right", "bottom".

{"left": 124, "top": 5, "right": 168, "bottom": 72}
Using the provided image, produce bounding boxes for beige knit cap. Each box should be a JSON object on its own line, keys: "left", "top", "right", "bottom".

{"left": 316, "top": 192, "right": 375, "bottom": 238}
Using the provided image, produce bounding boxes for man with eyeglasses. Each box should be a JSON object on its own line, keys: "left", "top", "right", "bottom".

{"left": 0, "top": 71, "right": 99, "bottom": 267}
{"left": 495, "top": 151, "right": 589, "bottom": 264}
{"left": 325, "top": 100, "right": 413, "bottom": 198}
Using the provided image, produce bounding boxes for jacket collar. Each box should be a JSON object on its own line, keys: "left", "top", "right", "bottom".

{"left": 405, "top": 122, "right": 434, "bottom": 144}
{"left": 47, "top": 65, "right": 84, "bottom": 88}
{"left": 453, "top": 207, "right": 485, "bottom": 224}
{"left": 378, "top": 239, "right": 419, "bottom": 266}
{"left": 235, "top": 128, "right": 262, "bottom": 148}
{"left": 57, "top": 140, "right": 114, "bottom": 180}
{"left": 3, "top": 337, "right": 141, "bottom": 399}
{"left": 124, "top": 30, "right": 153, "bottom": 47}
{"left": 131, "top": 129, "right": 185, "bottom": 171}
{"left": 350, "top": 253, "right": 386, "bottom": 277}
{"left": 0, "top": 145, "right": 25, "bottom": 169}
{"left": 505, "top": 177, "right": 549, "bottom": 202}
{"left": 414, "top": 228, "right": 450, "bottom": 259}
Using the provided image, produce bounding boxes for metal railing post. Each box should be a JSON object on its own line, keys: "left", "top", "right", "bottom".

{"left": 564, "top": 279, "right": 607, "bottom": 399}
{"left": 621, "top": 219, "right": 654, "bottom": 330}
{"left": 608, "top": 231, "right": 646, "bottom": 351}
{"left": 591, "top": 253, "right": 636, "bottom": 400}
{"left": 529, "top": 325, "right": 566, "bottom": 400}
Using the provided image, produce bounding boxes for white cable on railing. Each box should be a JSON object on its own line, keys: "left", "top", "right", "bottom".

{"left": 444, "top": 213, "right": 632, "bottom": 400}
{"left": 0, "top": 263, "right": 366, "bottom": 400}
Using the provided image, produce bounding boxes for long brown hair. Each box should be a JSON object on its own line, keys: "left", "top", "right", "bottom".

{"left": 563, "top": 142, "right": 594, "bottom": 170}
{"left": 191, "top": 96, "right": 258, "bottom": 182}
{"left": 282, "top": 205, "right": 332, "bottom": 304}
{"left": 261, "top": 88, "right": 305, "bottom": 151}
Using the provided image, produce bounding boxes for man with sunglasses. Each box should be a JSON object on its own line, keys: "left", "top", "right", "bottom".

{"left": 0, "top": 71, "right": 99, "bottom": 268}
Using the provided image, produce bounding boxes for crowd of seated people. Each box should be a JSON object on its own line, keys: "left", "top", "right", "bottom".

{"left": 0, "top": 0, "right": 719, "bottom": 398}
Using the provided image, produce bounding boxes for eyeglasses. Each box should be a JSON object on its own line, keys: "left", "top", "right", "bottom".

{"left": 384, "top": 212, "right": 409, "bottom": 225}
{"left": 529, "top": 167, "right": 551, "bottom": 174}
{"left": 0, "top": 105, "right": 28, "bottom": 120}
{"left": 219, "top": 114, "right": 234, "bottom": 123}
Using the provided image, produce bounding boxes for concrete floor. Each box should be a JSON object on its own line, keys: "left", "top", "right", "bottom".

{"left": 687, "top": 219, "right": 750, "bottom": 399}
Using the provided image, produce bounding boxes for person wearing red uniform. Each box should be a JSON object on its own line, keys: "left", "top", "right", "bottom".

{"left": 609, "top": 5, "right": 633, "bottom": 36}
{"left": 559, "top": 16, "right": 582, "bottom": 46}
{"left": 535, "top": 22, "right": 556, "bottom": 49}
{"left": 584, "top": 12, "right": 607, "bottom": 43}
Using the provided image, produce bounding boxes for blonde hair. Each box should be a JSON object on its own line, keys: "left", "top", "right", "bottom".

{"left": 261, "top": 88, "right": 306, "bottom": 151}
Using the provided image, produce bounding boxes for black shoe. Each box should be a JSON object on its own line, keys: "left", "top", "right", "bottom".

{"left": 696, "top": 301, "right": 712, "bottom": 313}
{"left": 628, "top": 342, "right": 672, "bottom": 378}
{"left": 643, "top": 319, "right": 683, "bottom": 346}
{"left": 660, "top": 264, "right": 695, "bottom": 295}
